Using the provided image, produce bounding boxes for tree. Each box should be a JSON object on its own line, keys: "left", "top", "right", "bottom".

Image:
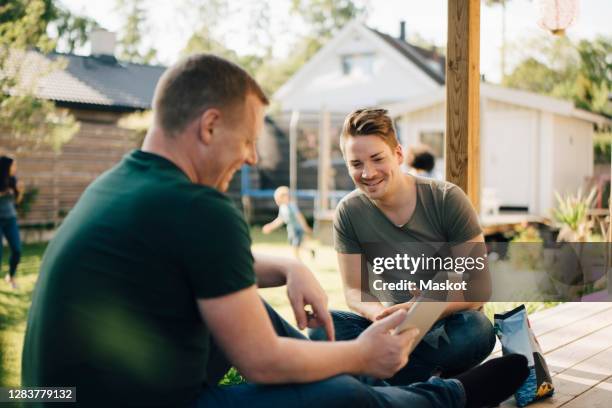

{"left": 0, "top": 0, "right": 78, "bottom": 150}
{"left": 502, "top": 57, "right": 560, "bottom": 94}
{"left": 115, "top": 0, "right": 156, "bottom": 64}
{"left": 503, "top": 35, "right": 611, "bottom": 117}
{"left": 177, "top": 0, "right": 364, "bottom": 96}
{"left": 254, "top": 0, "right": 364, "bottom": 96}
{"left": 52, "top": 4, "right": 99, "bottom": 54}
{"left": 573, "top": 37, "right": 611, "bottom": 115}
{"left": 291, "top": 0, "right": 364, "bottom": 41}
{"left": 485, "top": 0, "right": 510, "bottom": 78}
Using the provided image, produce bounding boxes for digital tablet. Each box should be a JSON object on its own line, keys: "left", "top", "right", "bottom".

{"left": 392, "top": 300, "right": 447, "bottom": 349}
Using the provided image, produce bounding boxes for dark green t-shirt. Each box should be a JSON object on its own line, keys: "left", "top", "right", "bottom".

{"left": 334, "top": 176, "right": 482, "bottom": 253}
{"left": 22, "top": 150, "right": 255, "bottom": 406}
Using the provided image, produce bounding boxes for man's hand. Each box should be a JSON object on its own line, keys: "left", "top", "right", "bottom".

{"left": 356, "top": 310, "right": 419, "bottom": 379}
{"left": 374, "top": 299, "right": 416, "bottom": 321}
{"left": 285, "top": 260, "right": 335, "bottom": 341}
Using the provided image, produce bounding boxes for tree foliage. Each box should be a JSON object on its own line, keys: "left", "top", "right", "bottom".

{"left": 52, "top": 4, "right": 99, "bottom": 53}
{"left": 503, "top": 35, "right": 611, "bottom": 117}
{"left": 254, "top": 0, "right": 364, "bottom": 96}
{"left": 0, "top": 0, "right": 79, "bottom": 150}
{"left": 290, "top": 0, "right": 364, "bottom": 40}
{"left": 175, "top": 0, "right": 364, "bottom": 97}
{"left": 115, "top": 0, "right": 157, "bottom": 64}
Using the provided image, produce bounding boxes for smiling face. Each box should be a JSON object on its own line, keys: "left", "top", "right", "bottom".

{"left": 200, "top": 93, "right": 265, "bottom": 192}
{"left": 343, "top": 135, "right": 404, "bottom": 200}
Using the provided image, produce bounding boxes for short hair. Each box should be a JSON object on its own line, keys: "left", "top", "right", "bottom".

{"left": 274, "top": 186, "right": 289, "bottom": 202}
{"left": 340, "top": 108, "right": 399, "bottom": 153}
{"left": 409, "top": 146, "right": 436, "bottom": 172}
{"left": 152, "top": 54, "right": 269, "bottom": 137}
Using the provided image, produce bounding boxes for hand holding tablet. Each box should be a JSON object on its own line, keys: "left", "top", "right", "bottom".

{"left": 392, "top": 299, "right": 447, "bottom": 351}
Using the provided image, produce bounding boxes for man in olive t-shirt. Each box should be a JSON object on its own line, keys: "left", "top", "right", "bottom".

{"left": 309, "top": 109, "right": 495, "bottom": 385}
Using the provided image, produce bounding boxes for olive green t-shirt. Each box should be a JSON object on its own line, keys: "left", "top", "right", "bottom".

{"left": 334, "top": 176, "right": 482, "bottom": 253}
{"left": 22, "top": 150, "right": 255, "bottom": 406}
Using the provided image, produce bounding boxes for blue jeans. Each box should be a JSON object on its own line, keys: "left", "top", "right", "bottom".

{"left": 0, "top": 216, "right": 21, "bottom": 277}
{"left": 287, "top": 227, "right": 304, "bottom": 247}
{"left": 309, "top": 309, "right": 495, "bottom": 385}
{"left": 191, "top": 301, "right": 466, "bottom": 408}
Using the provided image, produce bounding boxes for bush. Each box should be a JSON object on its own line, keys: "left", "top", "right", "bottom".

{"left": 594, "top": 132, "right": 611, "bottom": 164}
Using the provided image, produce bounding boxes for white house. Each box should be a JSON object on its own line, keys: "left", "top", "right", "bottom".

{"left": 275, "top": 20, "right": 445, "bottom": 112}
{"left": 274, "top": 20, "right": 609, "bottom": 218}
{"left": 387, "top": 84, "right": 607, "bottom": 216}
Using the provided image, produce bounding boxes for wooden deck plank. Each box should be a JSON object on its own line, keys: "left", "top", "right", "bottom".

{"left": 498, "top": 342, "right": 612, "bottom": 406}
{"left": 490, "top": 304, "right": 612, "bottom": 407}
{"left": 559, "top": 377, "right": 612, "bottom": 408}
{"left": 542, "top": 324, "right": 612, "bottom": 376}
{"left": 551, "top": 346, "right": 612, "bottom": 397}
{"left": 491, "top": 303, "right": 612, "bottom": 355}
{"left": 537, "top": 308, "right": 612, "bottom": 354}
{"left": 527, "top": 303, "right": 612, "bottom": 337}
{"left": 496, "top": 346, "right": 612, "bottom": 407}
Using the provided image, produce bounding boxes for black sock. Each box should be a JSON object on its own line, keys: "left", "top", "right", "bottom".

{"left": 455, "top": 354, "right": 529, "bottom": 408}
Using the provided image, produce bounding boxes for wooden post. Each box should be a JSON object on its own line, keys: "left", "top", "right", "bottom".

{"left": 289, "top": 110, "right": 299, "bottom": 201}
{"left": 317, "top": 110, "right": 331, "bottom": 214}
{"left": 446, "top": 0, "right": 481, "bottom": 212}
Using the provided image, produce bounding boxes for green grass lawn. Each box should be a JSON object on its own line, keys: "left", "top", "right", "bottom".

{"left": 0, "top": 242, "right": 47, "bottom": 387}
{"left": 0, "top": 229, "right": 558, "bottom": 387}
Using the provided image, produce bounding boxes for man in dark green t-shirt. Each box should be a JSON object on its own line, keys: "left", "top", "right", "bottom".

{"left": 309, "top": 109, "right": 496, "bottom": 385}
{"left": 22, "top": 55, "right": 527, "bottom": 408}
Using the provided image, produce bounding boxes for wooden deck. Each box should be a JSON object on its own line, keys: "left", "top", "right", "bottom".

{"left": 492, "top": 302, "right": 612, "bottom": 407}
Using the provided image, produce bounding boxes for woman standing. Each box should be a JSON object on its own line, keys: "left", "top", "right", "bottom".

{"left": 0, "top": 156, "right": 22, "bottom": 289}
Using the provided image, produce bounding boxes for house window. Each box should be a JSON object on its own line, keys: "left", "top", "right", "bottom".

{"left": 341, "top": 53, "right": 375, "bottom": 76}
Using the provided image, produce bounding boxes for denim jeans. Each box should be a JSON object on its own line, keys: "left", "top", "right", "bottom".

{"left": 309, "top": 309, "right": 496, "bottom": 385}
{"left": 0, "top": 216, "right": 21, "bottom": 277}
{"left": 191, "top": 301, "right": 466, "bottom": 408}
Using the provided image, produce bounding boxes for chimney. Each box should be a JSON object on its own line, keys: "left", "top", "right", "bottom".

{"left": 90, "top": 28, "right": 116, "bottom": 57}
{"left": 399, "top": 21, "right": 406, "bottom": 42}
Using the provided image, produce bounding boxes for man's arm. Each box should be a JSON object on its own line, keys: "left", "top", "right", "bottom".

{"left": 198, "top": 285, "right": 419, "bottom": 383}
{"left": 252, "top": 253, "right": 291, "bottom": 288}
{"left": 253, "top": 253, "right": 334, "bottom": 339}
{"left": 262, "top": 217, "right": 284, "bottom": 234}
{"left": 337, "top": 252, "right": 386, "bottom": 322}
{"left": 445, "top": 233, "right": 491, "bottom": 313}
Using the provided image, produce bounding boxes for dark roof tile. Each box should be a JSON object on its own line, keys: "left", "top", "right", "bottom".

{"left": 32, "top": 51, "right": 166, "bottom": 110}
{"left": 369, "top": 28, "right": 445, "bottom": 85}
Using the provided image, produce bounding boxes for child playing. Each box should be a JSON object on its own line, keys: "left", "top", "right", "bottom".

{"left": 263, "top": 186, "right": 314, "bottom": 260}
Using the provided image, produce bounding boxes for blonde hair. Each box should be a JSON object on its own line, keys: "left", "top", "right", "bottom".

{"left": 273, "top": 186, "right": 290, "bottom": 203}
{"left": 340, "top": 108, "right": 399, "bottom": 152}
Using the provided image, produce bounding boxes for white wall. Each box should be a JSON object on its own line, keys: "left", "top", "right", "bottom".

{"left": 277, "top": 27, "right": 439, "bottom": 113}
{"left": 538, "top": 111, "right": 555, "bottom": 216}
{"left": 551, "top": 115, "right": 594, "bottom": 203}
{"left": 482, "top": 110, "right": 538, "bottom": 210}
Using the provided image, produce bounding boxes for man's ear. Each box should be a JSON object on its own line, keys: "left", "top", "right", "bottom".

{"left": 395, "top": 144, "right": 404, "bottom": 165}
{"left": 198, "top": 108, "right": 221, "bottom": 145}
